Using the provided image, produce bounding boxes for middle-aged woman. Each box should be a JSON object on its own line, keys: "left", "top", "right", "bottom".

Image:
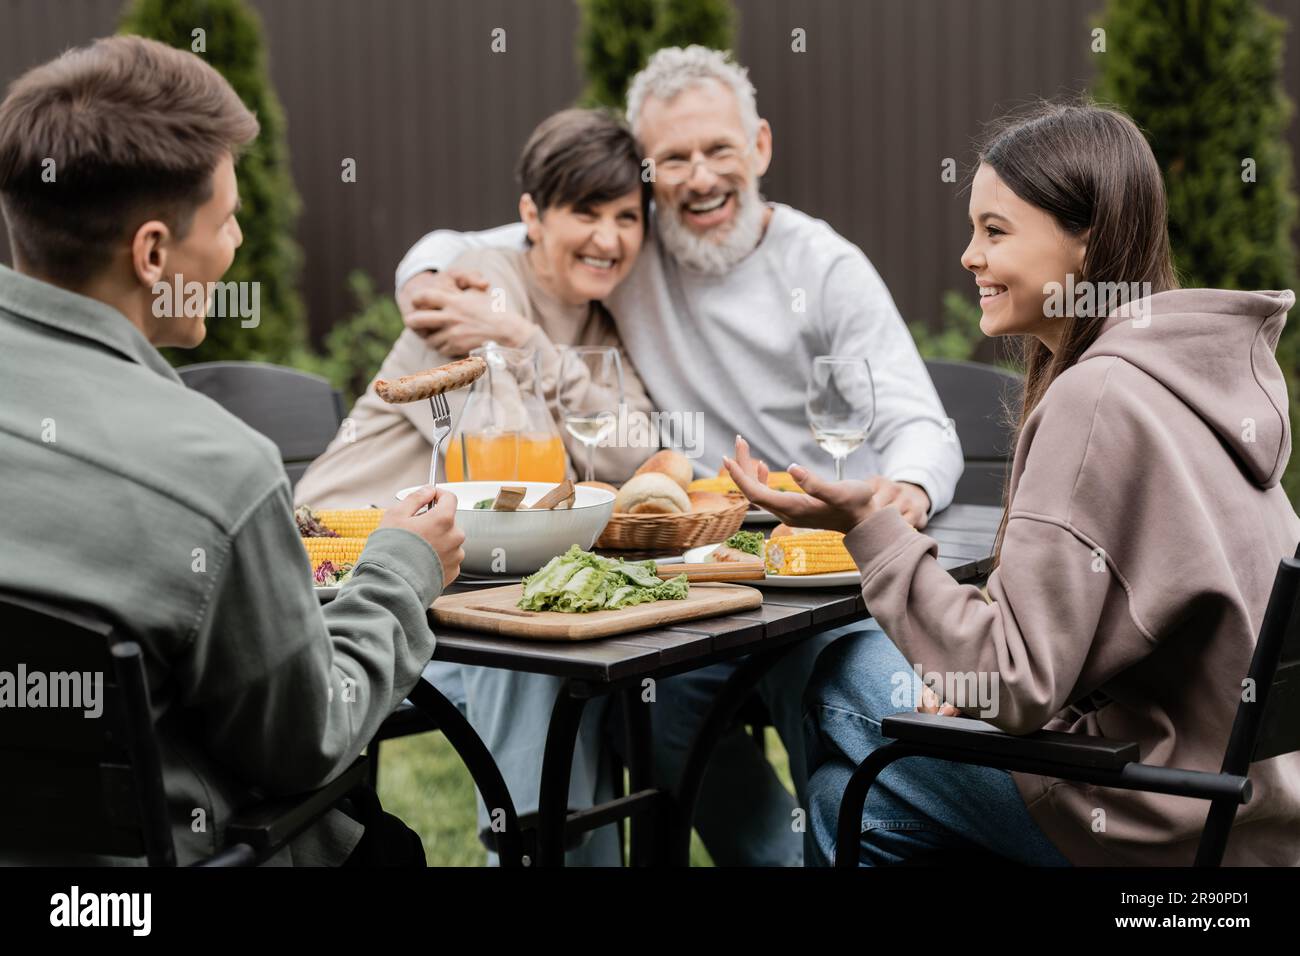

{"left": 294, "top": 107, "right": 655, "bottom": 509}
{"left": 727, "top": 101, "right": 1300, "bottom": 866}
{"left": 296, "top": 108, "right": 657, "bottom": 867}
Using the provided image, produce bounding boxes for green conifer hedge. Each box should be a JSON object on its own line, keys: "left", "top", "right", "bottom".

{"left": 1093, "top": 0, "right": 1300, "bottom": 498}
{"left": 119, "top": 0, "right": 306, "bottom": 366}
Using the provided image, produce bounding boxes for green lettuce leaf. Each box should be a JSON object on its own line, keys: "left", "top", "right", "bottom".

{"left": 517, "top": 545, "right": 690, "bottom": 613}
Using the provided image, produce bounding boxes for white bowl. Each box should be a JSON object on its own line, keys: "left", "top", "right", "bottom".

{"left": 395, "top": 481, "right": 615, "bottom": 576}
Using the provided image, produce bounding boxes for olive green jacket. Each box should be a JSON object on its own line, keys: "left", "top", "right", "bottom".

{"left": 0, "top": 265, "right": 442, "bottom": 865}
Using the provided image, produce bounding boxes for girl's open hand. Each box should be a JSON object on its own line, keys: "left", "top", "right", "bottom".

{"left": 722, "top": 444, "right": 879, "bottom": 534}
{"left": 731, "top": 434, "right": 770, "bottom": 486}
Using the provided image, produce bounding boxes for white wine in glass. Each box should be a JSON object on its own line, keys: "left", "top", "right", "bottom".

{"left": 557, "top": 346, "right": 624, "bottom": 482}
{"left": 806, "top": 356, "right": 875, "bottom": 481}
{"left": 812, "top": 427, "right": 867, "bottom": 461}
{"left": 564, "top": 414, "right": 617, "bottom": 446}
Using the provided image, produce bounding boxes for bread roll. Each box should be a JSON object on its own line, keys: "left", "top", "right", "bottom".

{"left": 634, "top": 449, "right": 694, "bottom": 492}
{"left": 614, "top": 472, "right": 690, "bottom": 514}
{"left": 577, "top": 480, "right": 619, "bottom": 495}
{"left": 688, "top": 491, "right": 732, "bottom": 512}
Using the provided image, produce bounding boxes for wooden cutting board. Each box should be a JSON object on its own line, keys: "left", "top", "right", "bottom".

{"left": 431, "top": 582, "right": 763, "bottom": 641}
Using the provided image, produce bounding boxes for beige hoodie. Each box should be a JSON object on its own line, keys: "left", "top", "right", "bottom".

{"left": 843, "top": 288, "right": 1300, "bottom": 865}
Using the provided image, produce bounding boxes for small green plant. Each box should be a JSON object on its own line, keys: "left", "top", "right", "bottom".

{"left": 910, "top": 290, "right": 987, "bottom": 362}
{"left": 290, "top": 271, "right": 403, "bottom": 407}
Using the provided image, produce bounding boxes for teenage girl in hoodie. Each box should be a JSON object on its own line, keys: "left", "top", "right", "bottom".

{"left": 726, "top": 102, "right": 1300, "bottom": 866}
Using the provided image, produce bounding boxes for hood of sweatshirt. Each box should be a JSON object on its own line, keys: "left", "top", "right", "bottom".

{"left": 1079, "top": 288, "right": 1295, "bottom": 488}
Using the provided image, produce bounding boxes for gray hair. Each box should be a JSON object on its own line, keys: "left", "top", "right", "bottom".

{"left": 625, "top": 45, "right": 760, "bottom": 144}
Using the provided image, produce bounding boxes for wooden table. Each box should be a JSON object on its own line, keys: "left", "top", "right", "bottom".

{"left": 423, "top": 503, "right": 1003, "bottom": 867}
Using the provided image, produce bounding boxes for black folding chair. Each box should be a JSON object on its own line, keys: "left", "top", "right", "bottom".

{"left": 924, "top": 359, "right": 1022, "bottom": 507}
{"left": 0, "top": 593, "right": 368, "bottom": 866}
{"left": 177, "top": 361, "right": 345, "bottom": 489}
{"left": 835, "top": 546, "right": 1300, "bottom": 867}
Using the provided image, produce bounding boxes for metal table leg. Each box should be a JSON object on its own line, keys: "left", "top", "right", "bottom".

{"left": 405, "top": 676, "right": 526, "bottom": 868}
{"left": 536, "top": 681, "right": 588, "bottom": 867}
{"left": 667, "top": 643, "right": 802, "bottom": 866}
{"left": 621, "top": 685, "right": 659, "bottom": 866}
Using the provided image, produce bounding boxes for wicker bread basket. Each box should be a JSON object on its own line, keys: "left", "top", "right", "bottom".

{"left": 595, "top": 496, "right": 749, "bottom": 551}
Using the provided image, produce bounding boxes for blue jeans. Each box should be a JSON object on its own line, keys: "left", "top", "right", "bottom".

{"left": 803, "top": 627, "right": 1071, "bottom": 866}
{"left": 422, "top": 659, "right": 466, "bottom": 710}
{"left": 463, "top": 668, "right": 621, "bottom": 866}
{"left": 433, "top": 623, "right": 861, "bottom": 866}
{"left": 641, "top": 621, "right": 861, "bottom": 866}
{"left": 423, "top": 660, "right": 621, "bottom": 866}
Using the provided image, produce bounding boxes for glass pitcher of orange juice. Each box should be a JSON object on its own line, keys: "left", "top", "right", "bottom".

{"left": 444, "top": 343, "right": 568, "bottom": 482}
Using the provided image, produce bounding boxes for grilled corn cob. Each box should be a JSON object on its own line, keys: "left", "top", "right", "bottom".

{"left": 312, "top": 508, "right": 385, "bottom": 538}
{"left": 688, "top": 471, "right": 802, "bottom": 495}
{"left": 764, "top": 530, "right": 856, "bottom": 575}
{"left": 302, "top": 536, "right": 369, "bottom": 567}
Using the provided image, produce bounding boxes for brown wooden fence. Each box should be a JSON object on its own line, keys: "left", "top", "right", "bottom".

{"left": 2, "top": 0, "right": 1298, "bottom": 342}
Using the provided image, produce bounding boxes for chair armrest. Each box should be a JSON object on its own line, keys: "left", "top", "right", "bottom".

{"left": 881, "top": 713, "right": 1250, "bottom": 803}
{"left": 372, "top": 699, "right": 440, "bottom": 743}
{"left": 213, "top": 756, "right": 370, "bottom": 863}
{"left": 880, "top": 712, "right": 1140, "bottom": 771}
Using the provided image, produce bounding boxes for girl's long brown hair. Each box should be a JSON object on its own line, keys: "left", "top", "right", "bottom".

{"left": 980, "top": 102, "right": 1179, "bottom": 559}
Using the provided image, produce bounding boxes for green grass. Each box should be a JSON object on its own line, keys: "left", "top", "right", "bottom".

{"left": 375, "top": 728, "right": 793, "bottom": 867}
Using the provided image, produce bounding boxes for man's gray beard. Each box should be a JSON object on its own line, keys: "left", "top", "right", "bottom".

{"left": 656, "top": 183, "right": 767, "bottom": 276}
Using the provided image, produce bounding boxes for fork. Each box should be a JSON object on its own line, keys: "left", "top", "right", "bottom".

{"left": 428, "top": 392, "right": 452, "bottom": 488}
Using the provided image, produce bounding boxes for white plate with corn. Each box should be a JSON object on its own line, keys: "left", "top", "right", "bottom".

{"left": 684, "top": 528, "right": 862, "bottom": 588}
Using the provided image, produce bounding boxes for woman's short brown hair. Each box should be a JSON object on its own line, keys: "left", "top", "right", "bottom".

{"left": 0, "top": 35, "right": 259, "bottom": 283}
{"left": 516, "top": 108, "right": 649, "bottom": 228}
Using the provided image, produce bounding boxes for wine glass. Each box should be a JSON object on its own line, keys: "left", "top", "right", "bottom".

{"left": 557, "top": 346, "right": 623, "bottom": 482}
{"left": 806, "top": 355, "right": 876, "bottom": 481}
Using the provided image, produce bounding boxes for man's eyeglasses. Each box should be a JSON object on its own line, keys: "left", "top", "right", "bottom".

{"left": 651, "top": 144, "right": 752, "bottom": 186}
